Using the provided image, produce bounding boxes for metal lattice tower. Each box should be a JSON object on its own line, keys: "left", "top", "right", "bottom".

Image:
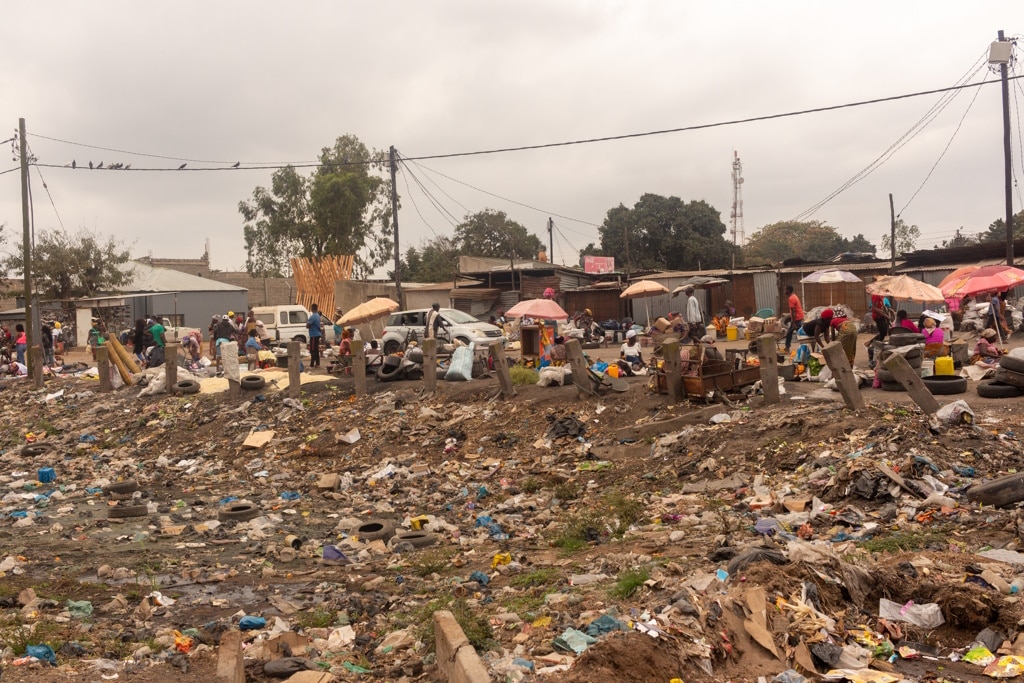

{"left": 730, "top": 151, "right": 745, "bottom": 246}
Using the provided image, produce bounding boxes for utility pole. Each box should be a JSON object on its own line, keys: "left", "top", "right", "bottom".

{"left": 995, "top": 31, "right": 1015, "bottom": 266}
{"left": 547, "top": 217, "right": 553, "bottom": 264}
{"left": 18, "top": 118, "right": 34, "bottom": 377}
{"left": 889, "top": 193, "right": 896, "bottom": 273}
{"left": 389, "top": 146, "right": 402, "bottom": 306}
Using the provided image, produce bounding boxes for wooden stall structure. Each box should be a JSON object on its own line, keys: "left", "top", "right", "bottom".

{"left": 291, "top": 255, "right": 355, "bottom": 315}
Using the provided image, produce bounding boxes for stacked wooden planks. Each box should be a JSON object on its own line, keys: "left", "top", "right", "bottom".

{"left": 291, "top": 255, "right": 355, "bottom": 315}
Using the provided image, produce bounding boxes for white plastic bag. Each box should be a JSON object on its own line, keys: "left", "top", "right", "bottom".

{"left": 879, "top": 598, "right": 944, "bottom": 628}
{"left": 445, "top": 343, "right": 475, "bottom": 381}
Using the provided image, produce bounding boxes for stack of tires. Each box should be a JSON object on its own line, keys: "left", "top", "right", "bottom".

{"left": 978, "top": 354, "right": 1024, "bottom": 398}
{"left": 876, "top": 334, "right": 925, "bottom": 393}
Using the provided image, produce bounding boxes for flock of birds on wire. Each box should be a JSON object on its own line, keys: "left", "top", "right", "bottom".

{"left": 63, "top": 160, "right": 242, "bottom": 170}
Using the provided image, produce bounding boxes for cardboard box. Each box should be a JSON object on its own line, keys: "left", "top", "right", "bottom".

{"left": 747, "top": 317, "right": 764, "bottom": 334}
{"left": 653, "top": 317, "right": 671, "bottom": 332}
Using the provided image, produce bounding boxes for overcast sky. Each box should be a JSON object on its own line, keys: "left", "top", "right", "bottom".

{"left": 2, "top": 2, "right": 1023, "bottom": 273}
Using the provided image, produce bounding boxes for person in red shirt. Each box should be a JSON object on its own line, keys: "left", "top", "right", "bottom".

{"left": 784, "top": 285, "right": 804, "bottom": 353}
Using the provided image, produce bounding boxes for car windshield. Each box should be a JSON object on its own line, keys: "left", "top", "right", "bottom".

{"left": 443, "top": 310, "right": 481, "bottom": 324}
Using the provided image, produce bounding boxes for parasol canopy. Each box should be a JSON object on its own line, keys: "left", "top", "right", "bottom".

{"left": 940, "top": 265, "right": 1024, "bottom": 298}
{"left": 621, "top": 280, "right": 669, "bottom": 325}
{"left": 505, "top": 298, "right": 569, "bottom": 320}
{"left": 337, "top": 297, "right": 400, "bottom": 326}
{"left": 938, "top": 265, "right": 980, "bottom": 290}
{"left": 671, "top": 276, "right": 729, "bottom": 297}
{"left": 800, "top": 269, "right": 862, "bottom": 284}
{"left": 865, "top": 275, "right": 945, "bottom": 303}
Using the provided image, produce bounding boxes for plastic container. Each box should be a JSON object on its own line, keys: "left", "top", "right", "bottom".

{"left": 920, "top": 360, "right": 934, "bottom": 378}
{"left": 37, "top": 467, "right": 56, "bottom": 483}
{"left": 935, "top": 356, "right": 954, "bottom": 376}
{"left": 606, "top": 363, "right": 619, "bottom": 378}
{"left": 705, "top": 325, "right": 717, "bottom": 340}
{"left": 726, "top": 326, "right": 738, "bottom": 341}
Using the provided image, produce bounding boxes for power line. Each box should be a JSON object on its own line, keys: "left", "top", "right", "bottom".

{"left": 31, "top": 162, "right": 67, "bottom": 233}
{"left": 0, "top": 167, "right": 18, "bottom": 176}
{"left": 898, "top": 80, "right": 984, "bottom": 217}
{"left": 396, "top": 153, "right": 472, "bottom": 216}
{"left": 399, "top": 162, "right": 461, "bottom": 228}
{"left": 396, "top": 165, "right": 444, "bottom": 239}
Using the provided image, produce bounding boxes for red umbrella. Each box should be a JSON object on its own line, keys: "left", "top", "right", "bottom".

{"left": 940, "top": 265, "right": 1024, "bottom": 298}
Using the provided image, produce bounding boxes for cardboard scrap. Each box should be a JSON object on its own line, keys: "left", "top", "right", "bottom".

{"left": 742, "top": 586, "right": 780, "bottom": 658}
{"left": 243, "top": 429, "right": 276, "bottom": 449}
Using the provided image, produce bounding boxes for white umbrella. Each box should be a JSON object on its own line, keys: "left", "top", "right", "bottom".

{"left": 799, "top": 269, "right": 862, "bottom": 305}
{"left": 620, "top": 280, "right": 669, "bottom": 325}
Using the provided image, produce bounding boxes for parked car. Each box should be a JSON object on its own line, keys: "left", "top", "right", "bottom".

{"left": 252, "top": 305, "right": 324, "bottom": 345}
{"left": 381, "top": 308, "right": 503, "bottom": 354}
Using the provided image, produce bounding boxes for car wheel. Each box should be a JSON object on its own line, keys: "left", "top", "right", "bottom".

{"left": 880, "top": 380, "right": 906, "bottom": 392}
{"left": 218, "top": 502, "right": 260, "bottom": 522}
{"left": 108, "top": 504, "right": 149, "bottom": 519}
{"left": 455, "top": 336, "right": 471, "bottom": 346}
{"left": 351, "top": 520, "right": 396, "bottom": 542}
{"left": 994, "top": 367, "right": 1024, "bottom": 389}
{"left": 391, "top": 531, "right": 437, "bottom": 549}
{"left": 921, "top": 375, "right": 967, "bottom": 395}
{"left": 174, "top": 380, "right": 201, "bottom": 394}
{"left": 292, "top": 336, "right": 306, "bottom": 344}
{"left": 240, "top": 375, "right": 265, "bottom": 391}
{"left": 383, "top": 340, "right": 400, "bottom": 355}
{"left": 977, "top": 380, "right": 1023, "bottom": 398}
{"left": 998, "top": 355, "right": 1024, "bottom": 374}
{"left": 21, "top": 444, "right": 51, "bottom": 457}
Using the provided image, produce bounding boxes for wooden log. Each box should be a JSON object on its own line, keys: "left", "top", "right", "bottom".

{"left": 103, "top": 340, "right": 133, "bottom": 386}
{"left": 821, "top": 341, "right": 864, "bottom": 410}
{"left": 95, "top": 345, "right": 112, "bottom": 392}
{"left": 490, "top": 343, "right": 517, "bottom": 399}
{"left": 353, "top": 342, "right": 366, "bottom": 397}
{"left": 661, "top": 339, "right": 684, "bottom": 401}
{"left": 422, "top": 338, "right": 437, "bottom": 394}
{"left": 757, "top": 335, "right": 780, "bottom": 405}
{"left": 287, "top": 340, "right": 301, "bottom": 399}
{"left": 107, "top": 335, "right": 140, "bottom": 374}
{"left": 565, "top": 339, "right": 594, "bottom": 396}
{"left": 883, "top": 352, "right": 940, "bottom": 414}
{"left": 165, "top": 342, "right": 180, "bottom": 394}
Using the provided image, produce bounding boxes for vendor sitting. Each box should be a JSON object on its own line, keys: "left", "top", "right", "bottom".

{"left": 699, "top": 335, "right": 724, "bottom": 361}
{"left": 895, "top": 309, "right": 919, "bottom": 333}
{"left": 550, "top": 335, "right": 567, "bottom": 365}
{"left": 617, "top": 330, "right": 644, "bottom": 376}
{"left": 921, "top": 316, "right": 945, "bottom": 345}
{"left": 973, "top": 328, "right": 1003, "bottom": 366}
{"left": 800, "top": 308, "right": 834, "bottom": 349}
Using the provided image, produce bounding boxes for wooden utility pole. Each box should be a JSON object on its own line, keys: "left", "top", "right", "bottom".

{"left": 547, "top": 217, "right": 554, "bottom": 263}
{"left": 18, "top": 118, "right": 34, "bottom": 379}
{"left": 997, "top": 31, "right": 1015, "bottom": 265}
{"left": 389, "top": 145, "right": 403, "bottom": 306}
{"left": 889, "top": 193, "right": 896, "bottom": 273}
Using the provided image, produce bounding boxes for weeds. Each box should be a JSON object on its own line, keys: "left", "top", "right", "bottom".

{"left": 609, "top": 567, "right": 650, "bottom": 600}
{"left": 409, "top": 549, "right": 454, "bottom": 578}
{"left": 521, "top": 477, "right": 541, "bottom": 494}
{"left": 510, "top": 366, "right": 540, "bottom": 386}
{"left": 552, "top": 480, "right": 579, "bottom": 502}
{"left": 296, "top": 609, "right": 335, "bottom": 629}
{"left": 859, "top": 532, "right": 948, "bottom": 554}
{"left": 550, "top": 490, "right": 646, "bottom": 553}
{"left": 510, "top": 568, "right": 559, "bottom": 589}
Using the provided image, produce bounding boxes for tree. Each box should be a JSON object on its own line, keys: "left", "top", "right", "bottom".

{"left": 592, "top": 194, "right": 736, "bottom": 271}
{"left": 941, "top": 227, "right": 977, "bottom": 249}
{"left": 453, "top": 210, "right": 543, "bottom": 260}
{"left": 397, "top": 235, "right": 460, "bottom": 282}
{"left": 239, "top": 134, "right": 392, "bottom": 277}
{"left": 742, "top": 220, "right": 868, "bottom": 265}
{"left": 879, "top": 218, "right": 920, "bottom": 258}
{"left": 976, "top": 210, "right": 1024, "bottom": 244}
{"left": 4, "top": 228, "right": 133, "bottom": 299}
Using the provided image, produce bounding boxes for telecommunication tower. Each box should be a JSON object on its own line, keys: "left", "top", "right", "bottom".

{"left": 730, "top": 151, "right": 745, "bottom": 247}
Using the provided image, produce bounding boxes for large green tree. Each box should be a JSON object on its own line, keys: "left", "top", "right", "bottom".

{"left": 4, "top": 228, "right": 132, "bottom": 299}
{"left": 743, "top": 220, "right": 875, "bottom": 265}
{"left": 398, "top": 235, "right": 460, "bottom": 282}
{"left": 976, "top": 210, "right": 1024, "bottom": 244}
{"left": 591, "top": 194, "right": 736, "bottom": 271}
{"left": 879, "top": 218, "right": 920, "bottom": 259}
{"left": 452, "top": 209, "right": 543, "bottom": 260}
{"left": 239, "top": 135, "right": 392, "bottom": 278}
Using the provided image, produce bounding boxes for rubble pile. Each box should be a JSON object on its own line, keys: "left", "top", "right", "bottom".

{"left": 3, "top": 373, "right": 1024, "bottom": 681}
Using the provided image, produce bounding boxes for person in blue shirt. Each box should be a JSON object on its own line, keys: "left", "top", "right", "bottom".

{"left": 245, "top": 329, "right": 263, "bottom": 370}
{"left": 307, "top": 304, "right": 323, "bottom": 368}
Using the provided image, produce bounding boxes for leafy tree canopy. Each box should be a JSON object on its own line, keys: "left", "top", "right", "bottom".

{"left": 591, "top": 194, "right": 736, "bottom": 271}
{"left": 453, "top": 209, "right": 543, "bottom": 260}
{"left": 239, "top": 134, "right": 392, "bottom": 278}
{"left": 879, "top": 218, "right": 920, "bottom": 259}
{"left": 397, "top": 235, "right": 460, "bottom": 283}
{"left": 975, "top": 210, "right": 1024, "bottom": 244}
{"left": 743, "top": 220, "right": 875, "bottom": 265}
{"left": 4, "top": 228, "right": 132, "bottom": 299}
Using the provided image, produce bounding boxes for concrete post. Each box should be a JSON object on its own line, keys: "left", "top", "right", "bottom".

{"left": 96, "top": 345, "right": 112, "bottom": 392}
{"left": 164, "top": 342, "right": 180, "bottom": 394}
{"left": 490, "top": 343, "right": 516, "bottom": 399}
{"left": 422, "top": 338, "right": 437, "bottom": 394}
{"left": 661, "top": 339, "right": 684, "bottom": 401}
{"left": 352, "top": 341, "right": 366, "bottom": 397}
{"left": 287, "top": 340, "right": 301, "bottom": 399}
{"left": 757, "top": 334, "right": 780, "bottom": 405}
{"left": 821, "top": 341, "right": 864, "bottom": 410}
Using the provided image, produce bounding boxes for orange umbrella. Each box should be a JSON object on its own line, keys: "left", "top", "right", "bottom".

{"left": 940, "top": 265, "right": 1024, "bottom": 298}
{"left": 938, "top": 265, "right": 979, "bottom": 290}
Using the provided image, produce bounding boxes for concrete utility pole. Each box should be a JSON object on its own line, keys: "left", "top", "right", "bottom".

{"left": 18, "top": 118, "right": 34, "bottom": 379}
{"left": 994, "top": 31, "right": 1015, "bottom": 265}
{"left": 547, "top": 217, "right": 554, "bottom": 263}
{"left": 389, "top": 145, "right": 403, "bottom": 306}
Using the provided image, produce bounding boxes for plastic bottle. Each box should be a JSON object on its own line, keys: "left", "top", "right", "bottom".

{"left": 1010, "top": 578, "right": 1024, "bottom": 594}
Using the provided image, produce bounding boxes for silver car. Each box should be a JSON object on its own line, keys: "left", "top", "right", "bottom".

{"left": 381, "top": 308, "right": 504, "bottom": 354}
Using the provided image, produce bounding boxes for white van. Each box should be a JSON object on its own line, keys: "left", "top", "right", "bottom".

{"left": 252, "top": 305, "right": 318, "bottom": 344}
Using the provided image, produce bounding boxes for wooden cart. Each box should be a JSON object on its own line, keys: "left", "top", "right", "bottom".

{"left": 655, "top": 345, "right": 761, "bottom": 399}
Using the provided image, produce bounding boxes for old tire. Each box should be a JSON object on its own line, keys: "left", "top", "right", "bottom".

{"left": 977, "top": 380, "right": 1024, "bottom": 399}
{"left": 377, "top": 362, "right": 403, "bottom": 382}
{"left": 967, "top": 472, "right": 1024, "bottom": 508}
{"left": 877, "top": 368, "right": 896, "bottom": 384}
{"left": 906, "top": 354, "right": 923, "bottom": 369}
{"left": 240, "top": 375, "right": 265, "bottom": 391}
{"left": 392, "top": 531, "right": 437, "bottom": 549}
{"left": 889, "top": 333, "right": 925, "bottom": 346}
{"left": 218, "top": 502, "right": 260, "bottom": 522}
{"left": 383, "top": 340, "right": 400, "bottom": 355}
{"left": 351, "top": 520, "right": 396, "bottom": 542}
{"left": 999, "top": 355, "right": 1024, "bottom": 374}
{"left": 174, "top": 380, "right": 201, "bottom": 395}
{"left": 108, "top": 504, "right": 149, "bottom": 519}
{"left": 880, "top": 381, "right": 905, "bottom": 392}
{"left": 922, "top": 375, "right": 967, "bottom": 395}
{"left": 103, "top": 479, "right": 139, "bottom": 495}
{"left": 994, "top": 368, "right": 1024, "bottom": 389}
{"left": 21, "top": 444, "right": 51, "bottom": 457}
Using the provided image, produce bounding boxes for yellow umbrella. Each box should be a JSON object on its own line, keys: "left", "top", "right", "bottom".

{"left": 865, "top": 275, "right": 945, "bottom": 303}
{"left": 620, "top": 280, "right": 669, "bottom": 325}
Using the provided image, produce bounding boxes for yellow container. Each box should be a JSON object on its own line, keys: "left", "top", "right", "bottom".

{"left": 606, "top": 364, "right": 619, "bottom": 378}
{"left": 935, "top": 356, "right": 954, "bottom": 376}
{"left": 726, "top": 326, "right": 738, "bottom": 341}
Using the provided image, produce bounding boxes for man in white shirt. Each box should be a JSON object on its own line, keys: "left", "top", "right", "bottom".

{"left": 683, "top": 287, "right": 704, "bottom": 343}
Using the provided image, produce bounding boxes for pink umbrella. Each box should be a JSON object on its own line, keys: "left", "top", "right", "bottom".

{"left": 506, "top": 298, "right": 569, "bottom": 320}
{"left": 940, "top": 265, "right": 1024, "bottom": 298}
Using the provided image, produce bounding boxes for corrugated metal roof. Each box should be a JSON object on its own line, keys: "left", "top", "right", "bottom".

{"left": 777, "top": 261, "right": 901, "bottom": 273}
{"left": 120, "top": 261, "right": 247, "bottom": 293}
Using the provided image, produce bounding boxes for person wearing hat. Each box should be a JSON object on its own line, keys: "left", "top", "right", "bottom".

{"left": 682, "top": 286, "right": 704, "bottom": 343}
{"left": 973, "top": 328, "right": 1003, "bottom": 366}
{"left": 618, "top": 329, "right": 644, "bottom": 376}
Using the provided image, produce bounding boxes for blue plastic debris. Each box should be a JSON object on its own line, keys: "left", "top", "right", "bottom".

{"left": 238, "top": 616, "right": 267, "bottom": 630}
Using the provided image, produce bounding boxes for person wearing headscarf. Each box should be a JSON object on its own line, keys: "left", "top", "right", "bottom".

{"left": 973, "top": 328, "right": 1002, "bottom": 366}
{"left": 830, "top": 307, "right": 858, "bottom": 367}
{"left": 699, "top": 335, "right": 724, "bottom": 361}
{"left": 921, "top": 316, "right": 945, "bottom": 345}
{"left": 800, "top": 308, "right": 834, "bottom": 350}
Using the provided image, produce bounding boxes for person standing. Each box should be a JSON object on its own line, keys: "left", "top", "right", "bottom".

{"left": 425, "top": 303, "right": 446, "bottom": 340}
{"left": 213, "top": 314, "right": 237, "bottom": 375}
{"left": 333, "top": 308, "right": 344, "bottom": 345}
{"left": 866, "top": 293, "right": 890, "bottom": 368}
{"left": 683, "top": 287, "right": 704, "bottom": 343}
{"left": 783, "top": 285, "right": 804, "bottom": 353}
{"left": 307, "top": 303, "right": 323, "bottom": 368}
{"left": 148, "top": 318, "right": 167, "bottom": 366}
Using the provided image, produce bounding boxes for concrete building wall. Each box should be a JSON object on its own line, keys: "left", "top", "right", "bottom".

{"left": 207, "top": 273, "right": 296, "bottom": 308}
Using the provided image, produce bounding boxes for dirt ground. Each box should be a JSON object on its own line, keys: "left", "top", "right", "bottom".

{"left": 2, "top": 333, "right": 1024, "bottom": 682}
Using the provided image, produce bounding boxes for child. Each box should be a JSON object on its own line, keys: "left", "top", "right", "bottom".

{"left": 245, "top": 329, "right": 262, "bottom": 371}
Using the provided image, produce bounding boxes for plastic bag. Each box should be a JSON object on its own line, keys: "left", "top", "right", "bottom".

{"left": 444, "top": 343, "right": 474, "bottom": 381}
{"left": 878, "top": 598, "right": 944, "bottom": 628}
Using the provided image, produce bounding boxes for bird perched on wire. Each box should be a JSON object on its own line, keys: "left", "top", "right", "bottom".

{"left": 96, "top": 161, "right": 104, "bottom": 169}
{"left": 232, "top": 161, "right": 240, "bottom": 168}
{"left": 124, "top": 163, "right": 131, "bottom": 170}
{"left": 71, "top": 160, "right": 76, "bottom": 169}
{"left": 178, "top": 163, "right": 187, "bottom": 170}
{"left": 88, "top": 161, "right": 93, "bottom": 169}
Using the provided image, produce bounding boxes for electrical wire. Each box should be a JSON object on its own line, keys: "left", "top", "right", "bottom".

{"left": 396, "top": 165, "right": 444, "bottom": 239}
{"left": 395, "top": 153, "right": 471, "bottom": 216}
{"left": 1012, "top": 64, "right": 1024, "bottom": 208}
{"left": 26, "top": 143, "right": 67, "bottom": 233}
{"left": 897, "top": 80, "right": 984, "bottom": 217}
{"left": 0, "top": 167, "right": 18, "bottom": 176}
{"left": 398, "top": 162, "right": 461, "bottom": 228}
